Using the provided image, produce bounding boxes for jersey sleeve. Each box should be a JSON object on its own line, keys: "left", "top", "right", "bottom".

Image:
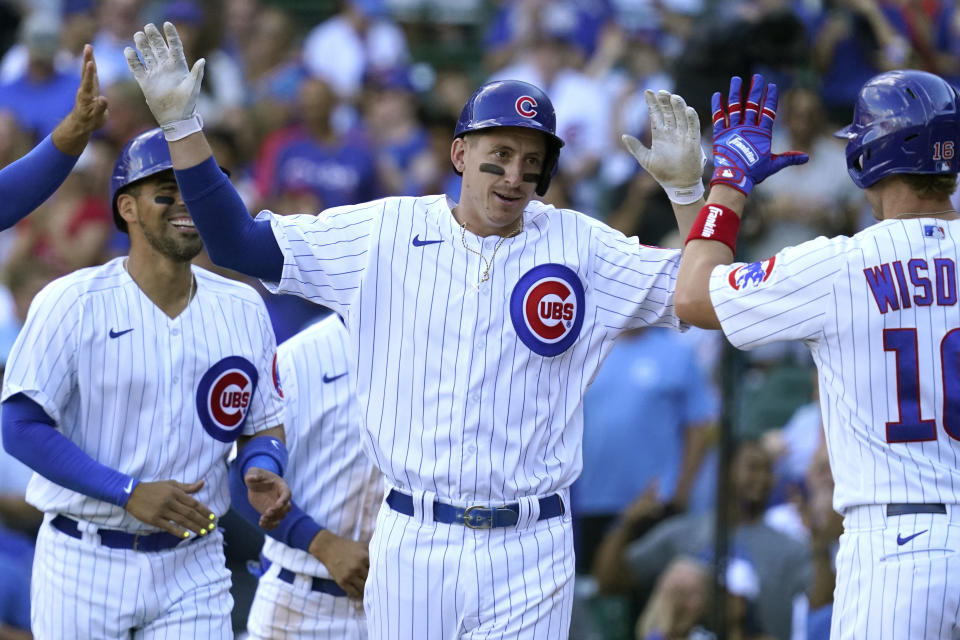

{"left": 258, "top": 200, "right": 382, "bottom": 316}
{"left": 588, "top": 223, "right": 683, "bottom": 332}
{"left": 242, "top": 298, "right": 286, "bottom": 435}
{"left": 708, "top": 235, "right": 846, "bottom": 350}
{"left": 0, "top": 278, "right": 79, "bottom": 424}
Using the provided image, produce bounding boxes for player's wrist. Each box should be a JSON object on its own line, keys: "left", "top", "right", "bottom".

{"left": 160, "top": 113, "right": 203, "bottom": 142}
{"left": 117, "top": 476, "right": 140, "bottom": 508}
{"left": 685, "top": 203, "right": 741, "bottom": 253}
{"left": 308, "top": 528, "right": 336, "bottom": 562}
{"left": 662, "top": 181, "right": 705, "bottom": 205}
{"left": 244, "top": 454, "right": 281, "bottom": 476}
{"left": 51, "top": 113, "right": 91, "bottom": 156}
{"left": 238, "top": 435, "right": 288, "bottom": 477}
{"left": 707, "top": 185, "right": 747, "bottom": 210}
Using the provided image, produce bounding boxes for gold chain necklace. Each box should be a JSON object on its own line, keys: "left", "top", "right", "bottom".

{"left": 459, "top": 219, "right": 522, "bottom": 288}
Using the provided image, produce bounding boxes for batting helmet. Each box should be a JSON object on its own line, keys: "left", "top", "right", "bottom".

{"left": 835, "top": 70, "right": 960, "bottom": 188}
{"left": 110, "top": 128, "right": 173, "bottom": 232}
{"left": 454, "top": 80, "right": 564, "bottom": 196}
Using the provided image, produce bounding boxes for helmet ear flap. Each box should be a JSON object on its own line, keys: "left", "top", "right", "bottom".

{"left": 535, "top": 142, "right": 561, "bottom": 196}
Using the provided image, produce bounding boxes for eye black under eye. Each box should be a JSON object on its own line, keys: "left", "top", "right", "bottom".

{"left": 154, "top": 195, "right": 175, "bottom": 205}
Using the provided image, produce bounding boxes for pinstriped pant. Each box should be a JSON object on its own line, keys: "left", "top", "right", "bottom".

{"left": 31, "top": 517, "right": 233, "bottom": 639}
{"left": 246, "top": 562, "right": 367, "bottom": 639}
{"left": 364, "top": 495, "right": 575, "bottom": 640}
{"left": 832, "top": 505, "right": 960, "bottom": 639}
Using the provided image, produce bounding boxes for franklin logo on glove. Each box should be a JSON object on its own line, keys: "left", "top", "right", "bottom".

{"left": 728, "top": 136, "right": 759, "bottom": 165}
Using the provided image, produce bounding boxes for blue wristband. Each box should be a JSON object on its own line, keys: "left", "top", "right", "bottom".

{"left": 244, "top": 454, "right": 280, "bottom": 476}
{"left": 236, "top": 436, "right": 288, "bottom": 477}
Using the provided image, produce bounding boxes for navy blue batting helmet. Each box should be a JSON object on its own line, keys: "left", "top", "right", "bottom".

{"left": 110, "top": 128, "right": 173, "bottom": 232}
{"left": 454, "top": 80, "right": 564, "bottom": 196}
{"left": 835, "top": 70, "right": 960, "bottom": 188}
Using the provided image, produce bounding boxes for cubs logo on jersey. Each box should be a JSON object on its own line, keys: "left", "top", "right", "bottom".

{"left": 196, "top": 356, "right": 259, "bottom": 442}
{"left": 728, "top": 257, "right": 776, "bottom": 291}
{"left": 510, "top": 263, "right": 585, "bottom": 357}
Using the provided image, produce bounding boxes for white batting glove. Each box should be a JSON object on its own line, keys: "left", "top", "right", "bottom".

{"left": 125, "top": 22, "right": 205, "bottom": 141}
{"left": 622, "top": 90, "right": 706, "bottom": 205}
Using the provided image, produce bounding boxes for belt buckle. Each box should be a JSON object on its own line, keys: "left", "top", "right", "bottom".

{"left": 463, "top": 505, "right": 494, "bottom": 529}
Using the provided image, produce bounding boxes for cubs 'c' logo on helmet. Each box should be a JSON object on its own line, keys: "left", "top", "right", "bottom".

{"left": 515, "top": 96, "right": 538, "bottom": 118}
{"left": 196, "top": 356, "right": 259, "bottom": 442}
{"left": 728, "top": 257, "right": 776, "bottom": 291}
{"left": 510, "top": 264, "right": 585, "bottom": 357}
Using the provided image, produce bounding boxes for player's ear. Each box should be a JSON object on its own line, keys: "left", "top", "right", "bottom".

{"left": 116, "top": 192, "right": 139, "bottom": 227}
{"left": 451, "top": 137, "right": 467, "bottom": 173}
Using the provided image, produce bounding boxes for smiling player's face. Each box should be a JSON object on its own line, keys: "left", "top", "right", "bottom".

{"left": 123, "top": 171, "right": 203, "bottom": 262}
{"left": 452, "top": 128, "right": 546, "bottom": 236}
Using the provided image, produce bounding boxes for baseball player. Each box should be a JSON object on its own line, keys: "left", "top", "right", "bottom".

{"left": 0, "top": 127, "right": 292, "bottom": 639}
{"left": 0, "top": 44, "right": 106, "bottom": 230}
{"left": 230, "top": 314, "right": 383, "bottom": 639}
{"left": 125, "top": 22, "right": 714, "bottom": 638}
{"left": 673, "top": 71, "right": 960, "bottom": 638}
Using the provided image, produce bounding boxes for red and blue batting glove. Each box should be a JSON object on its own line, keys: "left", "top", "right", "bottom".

{"left": 710, "top": 74, "right": 808, "bottom": 196}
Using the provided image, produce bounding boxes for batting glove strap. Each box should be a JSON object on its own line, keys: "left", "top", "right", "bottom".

{"left": 663, "top": 180, "right": 706, "bottom": 205}
{"left": 709, "top": 164, "right": 751, "bottom": 196}
{"left": 685, "top": 203, "right": 740, "bottom": 254}
{"left": 160, "top": 113, "right": 203, "bottom": 142}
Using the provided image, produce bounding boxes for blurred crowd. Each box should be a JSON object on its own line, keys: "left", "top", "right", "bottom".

{"left": 0, "top": 0, "right": 958, "bottom": 638}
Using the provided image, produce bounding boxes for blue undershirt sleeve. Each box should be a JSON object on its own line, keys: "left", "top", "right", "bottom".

{"left": 228, "top": 458, "right": 323, "bottom": 552}
{"left": 0, "top": 135, "right": 80, "bottom": 231}
{"left": 1, "top": 393, "right": 137, "bottom": 507}
{"left": 174, "top": 156, "right": 284, "bottom": 281}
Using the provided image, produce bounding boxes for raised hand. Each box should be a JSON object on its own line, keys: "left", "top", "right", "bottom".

{"left": 51, "top": 44, "right": 108, "bottom": 155}
{"left": 710, "top": 74, "right": 808, "bottom": 196}
{"left": 245, "top": 466, "right": 292, "bottom": 529}
{"left": 124, "top": 22, "right": 205, "bottom": 138}
{"left": 622, "top": 89, "right": 706, "bottom": 204}
{"left": 308, "top": 530, "right": 370, "bottom": 598}
{"left": 124, "top": 478, "right": 215, "bottom": 538}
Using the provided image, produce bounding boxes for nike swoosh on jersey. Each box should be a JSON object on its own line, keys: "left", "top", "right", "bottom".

{"left": 109, "top": 328, "right": 134, "bottom": 338}
{"left": 897, "top": 529, "right": 928, "bottom": 545}
{"left": 412, "top": 235, "right": 443, "bottom": 247}
{"left": 323, "top": 372, "right": 348, "bottom": 383}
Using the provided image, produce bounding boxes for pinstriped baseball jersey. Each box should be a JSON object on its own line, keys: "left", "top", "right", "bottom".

{"left": 258, "top": 194, "right": 682, "bottom": 503}
{"left": 1, "top": 256, "right": 284, "bottom": 529}
{"left": 709, "top": 218, "right": 960, "bottom": 512}
{"left": 260, "top": 314, "right": 382, "bottom": 578}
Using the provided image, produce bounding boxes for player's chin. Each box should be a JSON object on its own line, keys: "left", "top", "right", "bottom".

{"left": 488, "top": 195, "right": 528, "bottom": 226}
{"left": 171, "top": 238, "right": 204, "bottom": 262}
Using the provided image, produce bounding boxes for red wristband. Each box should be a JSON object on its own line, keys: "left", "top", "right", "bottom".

{"left": 685, "top": 203, "right": 740, "bottom": 253}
